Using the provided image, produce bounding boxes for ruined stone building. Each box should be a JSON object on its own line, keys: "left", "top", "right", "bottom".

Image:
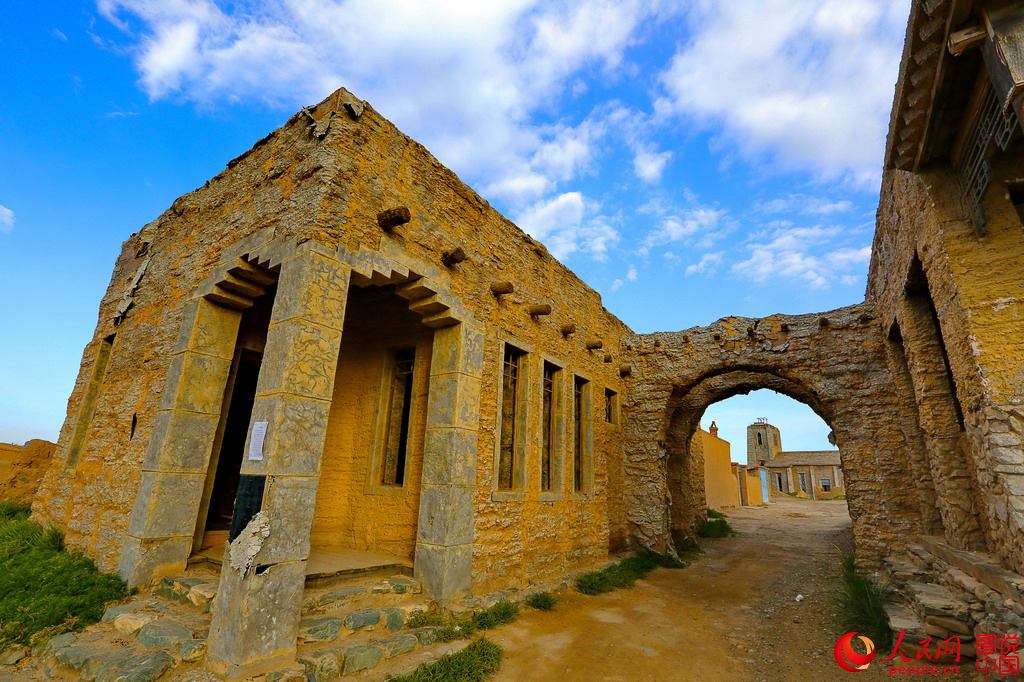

{"left": 26, "top": 0, "right": 1024, "bottom": 674}
{"left": 746, "top": 419, "right": 844, "bottom": 499}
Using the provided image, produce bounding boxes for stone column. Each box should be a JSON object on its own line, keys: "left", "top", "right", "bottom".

{"left": 899, "top": 298, "right": 986, "bottom": 550}
{"left": 414, "top": 323, "right": 483, "bottom": 599}
{"left": 206, "top": 246, "right": 349, "bottom": 679}
{"left": 119, "top": 299, "right": 241, "bottom": 587}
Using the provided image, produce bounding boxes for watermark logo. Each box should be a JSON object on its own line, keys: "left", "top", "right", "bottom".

{"left": 834, "top": 632, "right": 876, "bottom": 672}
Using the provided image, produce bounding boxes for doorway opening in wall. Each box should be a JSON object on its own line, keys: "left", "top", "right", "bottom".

{"left": 308, "top": 283, "right": 435, "bottom": 577}
{"left": 203, "top": 350, "right": 261, "bottom": 542}
{"left": 193, "top": 283, "right": 277, "bottom": 554}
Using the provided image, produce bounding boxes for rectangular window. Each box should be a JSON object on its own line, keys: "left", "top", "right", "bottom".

{"left": 798, "top": 472, "right": 808, "bottom": 492}
{"left": 498, "top": 344, "right": 526, "bottom": 490}
{"left": 821, "top": 479, "right": 831, "bottom": 492}
{"left": 775, "top": 473, "right": 784, "bottom": 490}
{"left": 757, "top": 432, "right": 763, "bottom": 446}
{"left": 604, "top": 388, "right": 617, "bottom": 424}
{"left": 541, "top": 361, "right": 560, "bottom": 491}
{"left": 381, "top": 349, "right": 415, "bottom": 486}
{"left": 573, "top": 375, "right": 590, "bottom": 492}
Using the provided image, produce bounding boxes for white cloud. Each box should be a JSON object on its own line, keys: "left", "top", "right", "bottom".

{"left": 641, "top": 205, "right": 725, "bottom": 253}
{"left": 0, "top": 204, "right": 14, "bottom": 233}
{"left": 656, "top": 0, "right": 909, "bottom": 187}
{"left": 827, "top": 246, "right": 871, "bottom": 267}
{"left": 626, "top": 265, "right": 638, "bottom": 282}
{"left": 52, "top": 28, "right": 68, "bottom": 42}
{"left": 514, "top": 192, "right": 619, "bottom": 260}
{"left": 98, "top": 1, "right": 674, "bottom": 200}
{"left": 633, "top": 145, "right": 672, "bottom": 183}
{"left": 685, "top": 251, "right": 723, "bottom": 276}
{"left": 731, "top": 225, "right": 869, "bottom": 289}
{"left": 756, "top": 194, "right": 854, "bottom": 216}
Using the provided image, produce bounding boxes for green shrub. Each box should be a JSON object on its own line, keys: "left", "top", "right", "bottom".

{"left": 525, "top": 592, "right": 557, "bottom": 611}
{"left": 835, "top": 553, "right": 892, "bottom": 651}
{"left": 576, "top": 551, "right": 684, "bottom": 595}
{"left": 0, "top": 510, "right": 127, "bottom": 647}
{"left": 0, "top": 501, "right": 31, "bottom": 522}
{"left": 471, "top": 600, "right": 518, "bottom": 631}
{"left": 706, "top": 509, "right": 727, "bottom": 520}
{"left": 407, "top": 609, "right": 449, "bottom": 629}
{"left": 696, "top": 517, "right": 734, "bottom": 538}
{"left": 390, "top": 637, "right": 502, "bottom": 682}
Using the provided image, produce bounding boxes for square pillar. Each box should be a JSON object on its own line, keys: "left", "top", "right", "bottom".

{"left": 415, "top": 323, "right": 483, "bottom": 599}
{"left": 119, "top": 299, "right": 241, "bottom": 587}
{"left": 206, "top": 247, "right": 349, "bottom": 679}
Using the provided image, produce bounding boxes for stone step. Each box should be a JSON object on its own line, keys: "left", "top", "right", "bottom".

{"left": 151, "top": 574, "right": 220, "bottom": 613}
{"left": 905, "top": 581, "right": 971, "bottom": 622}
{"left": 916, "top": 535, "right": 1024, "bottom": 604}
{"left": 42, "top": 611, "right": 207, "bottom": 680}
{"left": 882, "top": 555, "right": 930, "bottom": 586}
{"left": 296, "top": 626, "right": 462, "bottom": 679}
{"left": 302, "top": 575, "right": 424, "bottom": 616}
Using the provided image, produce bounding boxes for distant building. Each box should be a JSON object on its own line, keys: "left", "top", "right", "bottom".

{"left": 694, "top": 421, "right": 766, "bottom": 510}
{"left": 746, "top": 419, "right": 844, "bottom": 500}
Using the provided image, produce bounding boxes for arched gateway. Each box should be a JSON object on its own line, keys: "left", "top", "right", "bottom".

{"left": 621, "top": 303, "right": 929, "bottom": 567}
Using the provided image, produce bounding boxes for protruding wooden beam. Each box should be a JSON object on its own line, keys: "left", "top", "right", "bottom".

{"left": 948, "top": 24, "right": 986, "bottom": 56}
{"left": 377, "top": 206, "right": 411, "bottom": 232}
{"left": 490, "top": 281, "right": 514, "bottom": 296}
{"left": 528, "top": 304, "right": 552, "bottom": 317}
{"left": 585, "top": 339, "right": 603, "bottom": 351}
{"left": 560, "top": 323, "right": 576, "bottom": 337}
{"left": 442, "top": 247, "right": 468, "bottom": 268}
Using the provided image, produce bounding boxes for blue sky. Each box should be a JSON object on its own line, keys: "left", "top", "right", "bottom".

{"left": 0, "top": 1, "right": 909, "bottom": 454}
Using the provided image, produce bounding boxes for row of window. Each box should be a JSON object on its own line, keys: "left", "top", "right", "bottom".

{"left": 373, "top": 341, "right": 618, "bottom": 493}
{"left": 498, "top": 342, "right": 617, "bottom": 495}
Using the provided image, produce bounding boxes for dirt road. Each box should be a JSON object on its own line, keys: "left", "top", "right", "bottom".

{"left": 491, "top": 497, "right": 884, "bottom": 681}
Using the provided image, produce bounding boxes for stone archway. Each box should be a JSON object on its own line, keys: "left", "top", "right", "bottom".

{"left": 623, "top": 302, "right": 927, "bottom": 567}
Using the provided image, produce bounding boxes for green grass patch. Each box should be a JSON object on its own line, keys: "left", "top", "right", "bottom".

{"left": 407, "top": 609, "right": 450, "bottom": 629}
{"left": 525, "top": 591, "right": 557, "bottom": 611}
{"left": 390, "top": 637, "right": 502, "bottom": 682}
{"left": 575, "top": 551, "right": 685, "bottom": 596}
{"left": 409, "top": 600, "right": 520, "bottom": 643}
{"left": 835, "top": 553, "right": 892, "bottom": 651}
{"left": 706, "top": 508, "right": 728, "bottom": 520}
{"left": 696, "top": 517, "right": 735, "bottom": 538}
{"left": 0, "top": 504, "right": 128, "bottom": 647}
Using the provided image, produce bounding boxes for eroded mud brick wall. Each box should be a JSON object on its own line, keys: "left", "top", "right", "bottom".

{"left": 870, "top": 162, "right": 1024, "bottom": 574}
{"left": 0, "top": 440, "right": 56, "bottom": 504}
{"left": 33, "top": 89, "right": 631, "bottom": 591}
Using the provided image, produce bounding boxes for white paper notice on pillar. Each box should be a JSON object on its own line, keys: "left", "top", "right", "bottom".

{"left": 248, "top": 421, "right": 268, "bottom": 461}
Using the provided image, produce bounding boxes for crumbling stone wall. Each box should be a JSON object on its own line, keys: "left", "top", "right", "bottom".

{"left": 870, "top": 163, "right": 1024, "bottom": 574}
{"left": 621, "top": 304, "right": 925, "bottom": 566}
{"left": 0, "top": 440, "right": 55, "bottom": 504}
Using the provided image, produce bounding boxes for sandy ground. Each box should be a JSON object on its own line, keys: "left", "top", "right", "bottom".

{"left": 490, "top": 497, "right": 892, "bottom": 682}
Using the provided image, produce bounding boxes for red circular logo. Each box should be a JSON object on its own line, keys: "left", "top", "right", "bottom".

{"left": 834, "top": 632, "right": 876, "bottom": 672}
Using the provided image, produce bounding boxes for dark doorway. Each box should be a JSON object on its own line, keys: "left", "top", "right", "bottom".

{"left": 205, "top": 350, "right": 262, "bottom": 534}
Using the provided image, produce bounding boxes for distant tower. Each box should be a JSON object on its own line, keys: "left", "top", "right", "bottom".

{"left": 747, "top": 418, "right": 782, "bottom": 467}
{"left": 709, "top": 421, "right": 719, "bottom": 437}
